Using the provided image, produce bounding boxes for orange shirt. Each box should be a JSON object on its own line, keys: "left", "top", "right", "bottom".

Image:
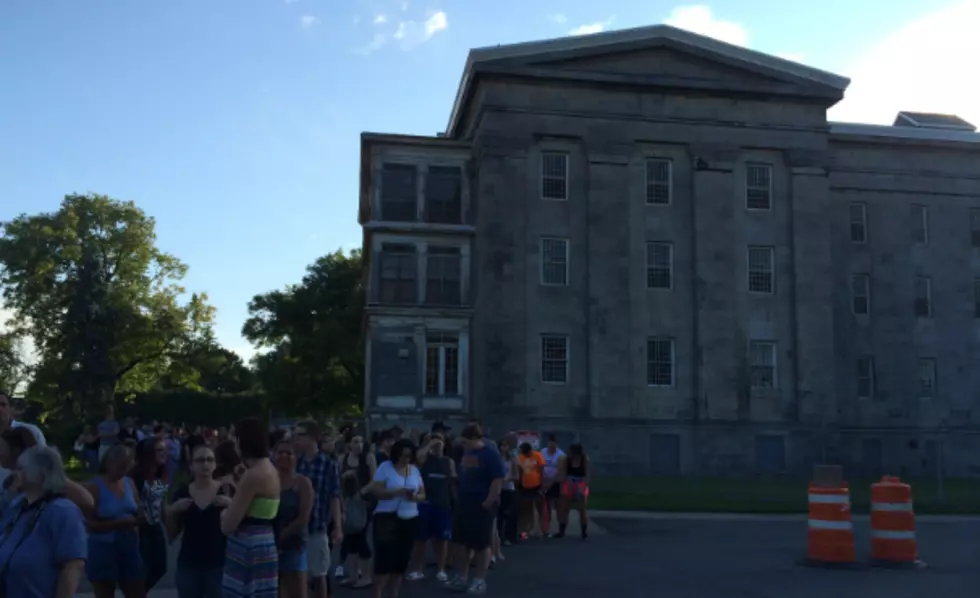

{"left": 519, "top": 451, "right": 545, "bottom": 488}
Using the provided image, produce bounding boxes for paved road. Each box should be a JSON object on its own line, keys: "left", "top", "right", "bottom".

{"left": 81, "top": 514, "right": 979, "bottom": 598}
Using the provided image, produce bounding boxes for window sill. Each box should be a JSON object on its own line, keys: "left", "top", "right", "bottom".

{"left": 365, "top": 221, "right": 475, "bottom": 235}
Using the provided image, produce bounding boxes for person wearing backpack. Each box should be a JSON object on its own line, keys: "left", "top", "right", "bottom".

{"left": 338, "top": 471, "right": 372, "bottom": 589}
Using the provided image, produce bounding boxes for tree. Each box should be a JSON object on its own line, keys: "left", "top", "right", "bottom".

{"left": 0, "top": 193, "right": 215, "bottom": 415}
{"left": 159, "top": 342, "right": 258, "bottom": 394}
{"left": 243, "top": 249, "right": 364, "bottom": 416}
{"left": 0, "top": 332, "right": 27, "bottom": 394}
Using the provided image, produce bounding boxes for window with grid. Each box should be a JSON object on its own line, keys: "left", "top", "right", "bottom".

{"left": 914, "top": 276, "right": 931, "bottom": 317}
{"left": 746, "top": 164, "right": 772, "bottom": 210}
{"left": 918, "top": 358, "right": 936, "bottom": 400}
{"left": 912, "top": 204, "right": 928, "bottom": 244}
{"left": 425, "top": 332, "right": 459, "bottom": 396}
{"left": 540, "top": 238, "right": 569, "bottom": 286}
{"left": 425, "top": 247, "right": 462, "bottom": 305}
{"left": 856, "top": 357, "right": 874, "bottom": 399}
{"left": 971, "top": 209, "right": 980, "bottom": 247}
{"left": 645, "top": 159, "right": 672, "bottom": 205}
{"left": 541, "top": 153, "right": 568, "bottom": 200}
{"left": 646, "top": 338, "right": 675, "bottom": 387}
{"left": 749, "top": 341, "right": 776, "bottom": 389}
{"left": 850, "top": 203, "right": 867, "bottom": 243}
{"left": 747, "top": 246, "right": 774, "bottom": 293}
{"left": 645, "top": 242, "right": 673, "bottom": 289}
{"left": 974, "top": 279, "right": 980, "bottom": 318}
{"left": 378, "top": 243, "right": 417, "bottom": 304}
{"left": 851, "top": 274, "right": 870, "bottom": 315}
{"left": 380, "top": 163, "right": 418, "bottom": 222}
{"left": 425, "top": 166, "right": 463, "bottom": 224}
{"left": 541, "top": 335, "right": 569, "bottom": 384}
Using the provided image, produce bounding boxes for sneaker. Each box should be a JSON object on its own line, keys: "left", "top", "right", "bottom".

{"left": 406, "top": 571, "right": 425, "bottom": 581}
{"left": 466, "top": 579, "right": 488, "bottom": 595}
{"left": 333, "top": 566, "right": 345, "bottom": 578}
{"left": 489, "top": 556, "right": 496, "bottom": 569}
{"left": 445, "top": 575, "right": 469, "bottom": 591}
{"left": 436, "top": 571, "right": 449, "bottom": 582}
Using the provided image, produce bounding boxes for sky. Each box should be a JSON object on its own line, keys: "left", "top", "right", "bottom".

{"left": 1, "top": 0, "right": 978, "bottom": 363}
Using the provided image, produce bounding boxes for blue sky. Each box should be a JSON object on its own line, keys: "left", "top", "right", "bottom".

{"left": 1, "top": 0, "right": 977, "bottom": 359}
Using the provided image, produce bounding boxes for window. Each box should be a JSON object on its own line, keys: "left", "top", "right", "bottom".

{"left": 856, "top": 357, "right": 874, "bottom": 399}
{"left": 425, "top": 166, "right": 463, "bottom": 224}
{"left": 918, "top": 358, "right": 936, "bottom": 400}
{"left": 974, "top": 278, "right": 980, "bottom": 318}
{"left": 425, "top": 247, "right": 461, "bottom": 305}
{"left": 541, "top": 153, "right": 568, "bottom": 200}
{"left": 912, "top": 204, "right": 928, "bottom": 244}
{"left": 645, "top": 242, "right": 673, "bottom": 289}
{"left": 541, "top": 335, "right": 569, "bottom": 384}
{"left": 425, "top": 332, "right": 459, "bottom": 396}
{"left": 746, "top": 164, "right": 772, "bottom": 210}
{"left": 645, "top": 159, "right": 672, "bottom": 205}
{"left": 850, "top": 203, "right": 867, "bottom": 243}
{"left": 852, "top": 274, "right": 870, "bottom": 315}
{"left": 747, "top": 246, "right": 775, "bottom": 293}
{"left": 971, "top": 208, "right": 980, "bottom": 247}
{"left": 914, "top": 276, "right": 931, "bottom": 317}
{"left": 380, "top": 164, "right": 418, "bottom": 221}
{"left": 749, "top": 341, "right": 776, "bottom": 389}
{"left": 540, "top": 238, "right": 569, "bottom": 286}
{"left": 378, "top": 243, "right": 417, "bottom": 303}
{"left": 646, "top": 338, "right": 675, "bottom": 387}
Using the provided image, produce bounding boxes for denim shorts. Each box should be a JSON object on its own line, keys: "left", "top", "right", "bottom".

{"left": 416, "top": 502, "right": 452, "bottom": 541}
{"left": 280, "top": 548, "right": 308, "bottom": 572}
{"left": 86, "top": 531, "right": 143, "bottom": 582}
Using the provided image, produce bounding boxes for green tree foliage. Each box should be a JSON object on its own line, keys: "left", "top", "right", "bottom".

{"left": 0, "top": 194, "right": 215, "bottom": 415}
{"left": 243, "top": 249, "right": 364, "bottom": 417}
{"left": 0, "top": 332, "right": 27, "bottom": 394}
{"left": 159, "top": 342, "right": 258, "bottom": 394}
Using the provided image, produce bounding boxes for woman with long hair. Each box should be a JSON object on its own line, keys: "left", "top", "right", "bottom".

{"left": 168, "top": 444, "right": 232, "bottom": 598}
{"left": 220, "top": 417, "right": 281, "bottom": 598}
{"left": 85, "top": 444, "right": 144, "bottom": 598}
{"left": 273, "top": 439, "right": 314, "bottom": 598}
{"left": 336, "top": 433, "right": 376, "bottom": 587}
{"left": 214, "top": 439, "right": 244, "bottom": 485}
{"left": 556, "top": 443, "right": 591, "bottom": 539}
{"left": 131, "top": 437, "right": 171, "bottom": 591}
{"left": 367, "top": 438, "right": 424, "bottom": 598}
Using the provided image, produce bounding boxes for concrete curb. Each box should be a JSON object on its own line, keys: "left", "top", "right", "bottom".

{"left": 589, "top": 510, "right": 980, "bottom": 523}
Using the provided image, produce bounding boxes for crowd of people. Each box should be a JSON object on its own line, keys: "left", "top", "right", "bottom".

{"left": 0, "top": 390, "right": 593, "bottom": 598}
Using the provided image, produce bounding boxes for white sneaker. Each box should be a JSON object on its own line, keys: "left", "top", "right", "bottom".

{"left": 466, "top": 579, "right": 487, "bottom": 595}
{"left": 436, "top": 571, "right": 449, "bottom": 582}
{"left": 333, "top": 566, "right": 345, "bottom": 578}
{"left": 405, "top": 571, "right": 425, "bottom": 581}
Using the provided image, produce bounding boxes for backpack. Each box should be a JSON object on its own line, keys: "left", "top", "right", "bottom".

{"left": 342, "top": 496, "right": 368, "bottom": 534}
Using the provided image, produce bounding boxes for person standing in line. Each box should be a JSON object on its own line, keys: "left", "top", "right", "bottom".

{"left": 516, "top": 443, "right": 545, "bottom": 541}
{"left": 168, "top": 444, "right": 232, "bottom": 598}
{"left": 336, "top": 433, "right": 376, "bottom": 587}
{"left": 374, "top": 429, "right": 395, "bottom": 465}
{"left": 131, "top": 437, "right": 172, "bottom": 592}
{"left": 540, "top": 434, "right": 565, "bottom": 538}
{"left": 274, "top": 439, "right": 314, "bottom": 598}
{"left": 494, "top": 438, "right": 519, "bottom": 554}
{"left": 406, "top": 433, "right": 455, "bottom": 582}
{"left": 556, "top": 443, "right": 591, "bottom": 540}
{"left": 0, "top": 390, "right": 47, "bottom": 448}
{"left": 445, "top": 424, "right": 505, "bottom": 595}
{"left": 293, "top": 419, "right": 342, "bottom": 598}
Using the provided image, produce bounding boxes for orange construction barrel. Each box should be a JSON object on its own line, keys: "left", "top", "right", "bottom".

{"left": 802, "top": 482, "right": 858, "bottom": 567}
{"left": 869, "top": 476, "right": 926, "bottom": 569}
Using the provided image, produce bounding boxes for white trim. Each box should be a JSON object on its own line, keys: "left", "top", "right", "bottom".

{"left": 870, "top": 530, "right": 916, "bottom": 540}
{"left": 871, "top": 501, "right": 914, "bottom": 512}
{"left": 808, "top": 519, "right": 853, "bottom": 531}
{"left": 808, "top": 493, "right": 850, "bottom": 505}
{"left": 540, "top": 237, "right": 570, "bottom": 286}
{"left": 540, "top": 334, "right": 570, "bottom": 385}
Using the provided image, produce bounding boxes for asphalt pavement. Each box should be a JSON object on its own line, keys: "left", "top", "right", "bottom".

{"left": 79, "top": 512, "right": 979, "bottom": 598}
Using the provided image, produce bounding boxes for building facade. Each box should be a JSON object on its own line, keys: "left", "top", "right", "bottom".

{"left": 358, "top": 25, "right": 980, "bottom": 476}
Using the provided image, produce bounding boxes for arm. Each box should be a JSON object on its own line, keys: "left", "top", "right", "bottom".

{"left": 482, "top": 453, "right": 506, "bottom": 507}
{"left": 556, "top": 455, "right": 568, "bottom": 483}
{"left": 165, "top": 488, "right": 186, "bottom": 542}
{"left": 220, "top": 470, "right": 257, "bottom": 535}
{"left": 367, "top": 463, "right": 406, "bottom": 499}
{"left": 53, "top": 503, "right": 88, "bottom": 598}
{"left": 584, "top": 456, "right": 592, "bottom": 487}
{"left": 55, "top": 560, "right": 84, "bottom": 598}
{"left": 64, "top": 481, "right": 95, "bottom": 514}
{"left": 412, "top": 467, "right": 426, "bottom": 502}
{"left": 328, "top": 464, "right": 342, "bottom": 539}
{"left": 279, "top": 477, "right": 313, "bottom": 542}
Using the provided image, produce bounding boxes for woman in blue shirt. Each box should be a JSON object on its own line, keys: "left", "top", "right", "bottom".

{"left": 0, "top": 446, "right": 87, "bottom": 598}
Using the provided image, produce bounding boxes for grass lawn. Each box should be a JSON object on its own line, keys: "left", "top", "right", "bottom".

{"left": 588, "top": 476, "right": 980, "bottom": 514}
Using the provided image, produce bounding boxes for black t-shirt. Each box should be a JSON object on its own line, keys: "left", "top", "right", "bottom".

{"left": 118, "top": 427, "right": 139, "bottom": 443}
{"left": 172, "top": 484, "right": 228, "bottom": 567}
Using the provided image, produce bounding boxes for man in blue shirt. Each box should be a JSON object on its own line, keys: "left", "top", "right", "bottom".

{"left": 446, "top": 423, "right": 504, "bottom": 595}
{"left": 294, "top": 419, "right": 342, "bottom": 598}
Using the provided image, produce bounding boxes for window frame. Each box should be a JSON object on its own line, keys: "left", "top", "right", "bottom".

{"left": 645, "top": 241, "right": 674, "bottom": 290}
{"left": 645, "top": 158, "right": 673, "bottom": 206}
{"left": 424, "top": 332, "right": 460, "bottom": 397}
{"left": 850, "top": 203, "right": 868, "bottom": 244}
{"left": 745, "top": 163, "right": 773, "bottom": 211}
{"left": 856, "top": 357, "right": 875, "bottom": 400}
{"left": 540, "top": 334, "right": 570, "bottom": 385}
{"left": 377, "top": 243, "right": 418, "bottom": 304}
{"left": 914, "top": 276, "right": 932, "bottom": 318}
{"left": 970, "top": 208, "right": 980, "bottom": 248}
{"left": 749, "top": 341, "right": 777, "bottom": 390}
{"left": 540, "top": 152, "right": 569, "bottom": 201}
{"left": 424, "top": 165, "right": 464, "bottom": 224}
{"left": 747, "top": 246, "right": 775, "bottom": 294}
{"left": 540, "top": 237, "right": 570, "bottom": 287}
{"left": 912, "top": 204, "right": 929, "bottom": 245}
{"left": 646, "top": 337, "right": 675, "bottom": 387}
{"left": 918, "top": 358, "right": 936, "bottom": 401}
{"left": 424, "top": 246, "right": 462, "bottom": 306}
{"left": 379, "top": 163, "right": 420, "bottom": 222}
{"left": 851, "top": 273, "right": 870, "bottom": 316}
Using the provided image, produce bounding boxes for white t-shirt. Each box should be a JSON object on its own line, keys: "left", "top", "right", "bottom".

{"left": 373, "top": 461, "right": 423, "bottom": 519}
{"left": 542, "top": 447, "right": 564, "bottom": 480}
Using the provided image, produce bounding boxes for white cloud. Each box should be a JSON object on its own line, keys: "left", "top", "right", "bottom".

{"left": 569, "top": 22, "right": 607, "bottom": 36}
{"left": 549, "top": 13, "right": 567, "bottom": 25}
{"left": 830, "top": 1, "right": 980, "bottom": 127}
{"left": 392, "top": 10, "right": 448, "bottom": 49}
{"left": 374, "top": 14, "right": 387, "bottom": 24}
{"left": 353, "top": 33, "right": 388, "bottom": 56}
{"left": 664, "top": 5, "right": 748, "bottom": 47}
{"left": 299, "top": 15, "right": 319, "bottom": 29}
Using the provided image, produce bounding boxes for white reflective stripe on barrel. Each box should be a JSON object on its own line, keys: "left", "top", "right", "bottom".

{"left": 808, "top": 493, "right": 850, "bottom": 504}
{"left": 871, "top": 530, "right": 916, "bottom": 540}
{"left": 871, "top": 501, "right": 914, "bottom": 512}
{"left": 808, "top": 519, "right": 853, "bottom": 531}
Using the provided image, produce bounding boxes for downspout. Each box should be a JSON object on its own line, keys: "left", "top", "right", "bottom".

{"left": 584, "top": 143, "right": 593, "bottom": 419}
{"left": 785, "top": 152, "right": 802, "bottom": 425}
{"left": 689, "top": 153, "right": 702, "bottom": 423}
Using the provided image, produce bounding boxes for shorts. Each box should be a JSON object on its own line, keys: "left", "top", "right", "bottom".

{"left": 519, "top": 485, "right": 541, "bottom": 499}
{"left": 561, "top": 479, "right": 590, "bottom": 502}
{"left": 86, "top": 532, "right": 144, "bottom": 582}
{"left": 452, "top": 501, "right": 496, "bottom": 551}
{"left": 416, "top": 502, "right": 452, "bottom": 541}
{"left": 280, "top": 548, "right": 308, "bottom": 572}
{"left": 545, "top": 483, "right": 560, "bottom": 500}
{"left": 305, "top": 532, "right": 331, "bottom": 577}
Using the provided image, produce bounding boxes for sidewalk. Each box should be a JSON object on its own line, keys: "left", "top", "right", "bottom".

{"left": 589, "top": 509, "right": 980, "bottom": 522}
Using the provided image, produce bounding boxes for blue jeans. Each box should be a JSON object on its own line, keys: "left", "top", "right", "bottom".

{"left": 175, "top": 564, "right": 223, "bottom": 598}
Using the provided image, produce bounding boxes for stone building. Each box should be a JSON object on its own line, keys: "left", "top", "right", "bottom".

{"left": 358, "top": 25, "right": 980, "bottom": 476}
